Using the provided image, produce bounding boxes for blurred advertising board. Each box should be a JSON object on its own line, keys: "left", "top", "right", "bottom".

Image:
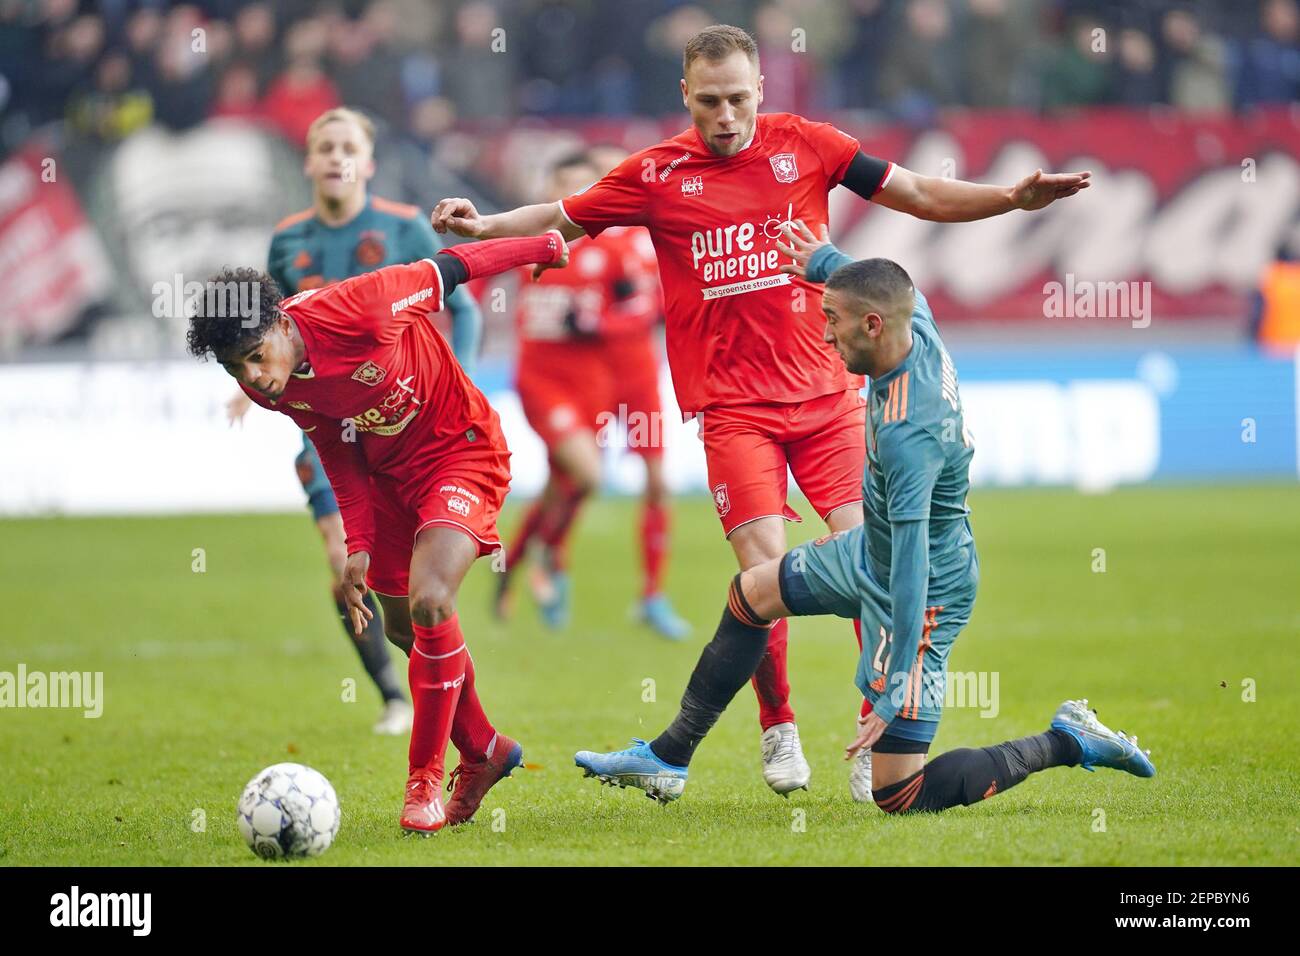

{"left": 1, "top": 348, "right": 1295, "bottom": 516}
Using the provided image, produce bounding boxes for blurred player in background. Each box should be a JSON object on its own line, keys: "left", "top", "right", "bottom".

{"left": 229, "top": 108, "right": 484, "bottom": 736}
{"left": 188, "top": 230, "right": 570, "bottom": 832}
{"left": 434, "top": 24, "right": 1089, "bottom": 800}
{"left": 495, "top": 149, "right": 689, "bottom": 640}
{"left": 575, "top": 248, "right": 1155, "bottom": 812}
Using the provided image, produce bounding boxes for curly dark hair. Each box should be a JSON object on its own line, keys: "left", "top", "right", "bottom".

{"left": 185, "top": 267, "right": 284, "bottom": 360}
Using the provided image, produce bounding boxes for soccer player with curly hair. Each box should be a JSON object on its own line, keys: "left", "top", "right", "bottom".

{"left": 187, "top": 230, "right": 567, "bottom": 833}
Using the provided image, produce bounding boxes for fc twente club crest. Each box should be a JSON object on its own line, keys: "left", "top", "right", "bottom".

{"left": 770, "top": 153, "right": 798, "bottom": 183}
{"left": 712, "top": 483, "right": 731, "bottom": 517}
{"left": 351, "top": 360, "right": 387, "bottom": 386}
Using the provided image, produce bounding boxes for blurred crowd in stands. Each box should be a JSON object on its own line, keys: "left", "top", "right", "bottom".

{"left": 3, "top": 0, "right": 1299, "bottom": 156}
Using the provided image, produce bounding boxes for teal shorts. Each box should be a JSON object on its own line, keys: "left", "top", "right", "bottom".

{"left": 778, "top": 525, "right": 974, "bottom": 742}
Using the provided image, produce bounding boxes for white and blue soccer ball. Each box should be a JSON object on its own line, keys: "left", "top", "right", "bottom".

{"left": 237, "top": 763, "right": 340, "bottom": 860}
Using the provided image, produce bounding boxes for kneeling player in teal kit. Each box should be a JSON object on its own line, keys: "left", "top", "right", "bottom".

{"left": 575, "top": 231, "right": 1155, "bottom": 811}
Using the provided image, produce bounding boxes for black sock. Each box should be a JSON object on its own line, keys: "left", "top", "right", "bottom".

{"left": 650, "top": 578, "right": 772, "bottom": 767}
{"left": 873, "top": 730, "right": 1080, "bottom": 814}
{"left": 337, "top": 590, "right": 405, "bottom": 703}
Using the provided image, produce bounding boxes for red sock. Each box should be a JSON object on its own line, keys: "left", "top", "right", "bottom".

{"left": 407, "top": 615, "right": 467, "bottom": 778}
{"left": 450, "top": 652, "right": 497, "bottom": 764}
{"left": 539, "top": 481, "right": 587, "bottom": 570}
{"left": 751, "top": 618, "right": 795, "bottom": 730}
{"left": 503, "top": 499, "right": 547, "bottom": 578}
{"left": 640, "top": 501, "right": 669, "bottom": 598}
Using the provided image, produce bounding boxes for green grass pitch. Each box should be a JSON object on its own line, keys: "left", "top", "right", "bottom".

{"left": 1, "top": 484, "right": 1297, "bottom": 866}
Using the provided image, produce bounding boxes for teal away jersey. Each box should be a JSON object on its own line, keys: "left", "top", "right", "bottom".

{"left": 267, "top": 194, "right": 481, "bottom": 370}
{"left": 863, "top": 289, "right": 977, "bottom": 607}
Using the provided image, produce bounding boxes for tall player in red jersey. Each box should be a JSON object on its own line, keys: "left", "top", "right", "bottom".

{"left": 432, "top": 24, "right": 1090, "bottom": 799}
{"left": 497, "top": 150, "right": 689, "bottom": 641}
{"left": 186, "top": 232, "right": 569, "bottom": 833}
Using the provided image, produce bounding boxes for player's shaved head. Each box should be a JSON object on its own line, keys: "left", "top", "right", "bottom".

{"left": 821, "top": 258, "right": 917, "bottom": 377}
{"left": 826, "top": 258, "right": 916, "bottom": 326}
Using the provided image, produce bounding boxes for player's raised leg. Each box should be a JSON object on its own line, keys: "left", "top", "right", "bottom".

{"left": 576, "top": 558, "right": 790, "bottom": 802}
{"left": 823, "top": 500, "right": 874, "bottom": 801}
{"left": 729, "top": 517, "right": 809, "bottom": 795}
{"left": 786, "top": 386, "right": 874, "bottom": 800}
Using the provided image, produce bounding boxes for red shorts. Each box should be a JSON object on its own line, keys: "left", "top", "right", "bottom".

{"left": 365, "top": 450, "right": 511, "bottom": 597}
{"left": 516, "top": 335, "right": 664, "bottom": 459}
{"left": 700, "top": 388, "right": 866, "bottom": 536}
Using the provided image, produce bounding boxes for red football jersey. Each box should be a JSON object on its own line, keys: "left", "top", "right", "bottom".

{"left": 243, "top": 259, "right": 507, "bottom": 554}
{"left": 514, "top": 226, "right": 661, "bottom": 342}
{"left": 560, "top": 112, "right": 892, "bottom": 415}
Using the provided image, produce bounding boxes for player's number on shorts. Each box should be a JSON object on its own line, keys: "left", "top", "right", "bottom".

{"left": 872, "top": 626, "right": 892, "bottom": 677}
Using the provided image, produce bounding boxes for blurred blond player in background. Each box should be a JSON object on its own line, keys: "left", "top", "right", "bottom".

{"left": 229, "top": 107, "right": 484, "bottom": 735}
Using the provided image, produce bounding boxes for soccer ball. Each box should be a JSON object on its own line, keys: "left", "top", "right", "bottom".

{"left": 236, "top": 762, "right": 340, "bottom": 860}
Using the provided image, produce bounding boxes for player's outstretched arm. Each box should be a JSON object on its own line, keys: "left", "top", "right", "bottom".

{"left": 435, "top": 230, "right": 570, "bottom": 289}
{"left": 431, "top": 197, "right": 586, "bottom": 243}
{"left": 874, "top": 165, "right": 1091, "bottom": 223}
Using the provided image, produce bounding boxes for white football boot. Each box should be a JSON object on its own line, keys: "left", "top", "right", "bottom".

{"left": 373, "top": 698, "right": 414, "bottom": 735}
{"left": 760, "top": 722, "right": 811, "bottom": 795}
{"left": 848, "top": 733, "right": 874, "bottom": 803}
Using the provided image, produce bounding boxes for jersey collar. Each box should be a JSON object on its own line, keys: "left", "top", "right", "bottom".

{"left": 869, "top": 333, "right": 918, "bottom": 392}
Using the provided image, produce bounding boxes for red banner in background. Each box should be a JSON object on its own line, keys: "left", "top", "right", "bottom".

{"left": 461, "top": 107, "right": 1300, "bottom": 321}
{"left": 0, "top": 146, "right": 112, "bottom": 345}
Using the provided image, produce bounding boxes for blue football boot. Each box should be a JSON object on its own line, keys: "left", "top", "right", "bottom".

{"left": 637, "top": 593, "right": 692, "bottom": 642}
{"left": 575, "top": 738, "right": 688, "bottom": 804}
{"left": 1051, "top": 698, "right": 1156, "bottom": 778}
{"left": 528, "top": 548, "right": 571, "bottom": 630}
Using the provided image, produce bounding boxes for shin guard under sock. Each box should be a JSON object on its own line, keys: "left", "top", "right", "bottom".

{"left": 407, "top": 615, "right": 467, "bottom": 777}
{"left": 651, "top": 576, "right": 773, "bottom": 767}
